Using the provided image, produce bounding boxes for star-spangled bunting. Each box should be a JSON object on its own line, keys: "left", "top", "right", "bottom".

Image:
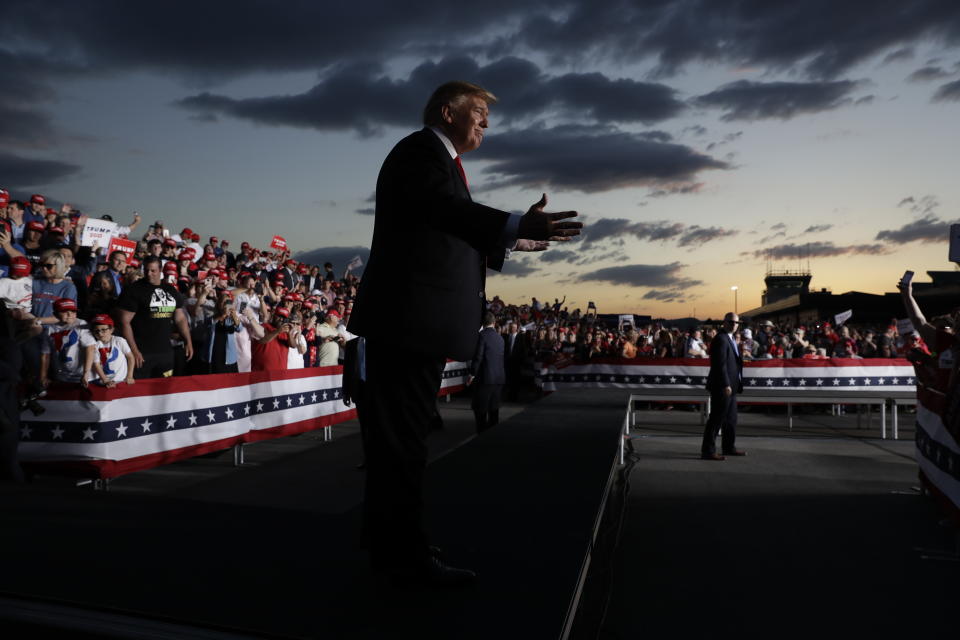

{"left": 20, "top": 385, "right": 351, "bottom": 442}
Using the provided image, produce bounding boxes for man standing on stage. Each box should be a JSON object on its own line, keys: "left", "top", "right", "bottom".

{"left": 468, "top": 311, "right": 506, "bottom": 433}
{"left": 701, "top": 312, "right": 747, "bottom": 460}
{"left": 347, "top": 81, "right": 581, "bottom": 586}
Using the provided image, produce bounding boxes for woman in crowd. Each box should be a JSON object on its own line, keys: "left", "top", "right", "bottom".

{"left": 32, "top": 250, "right": 77, "bottom": 325}
{"left": 200, "top": 293, "right": 245, "bottom": 374}
{"left": 84, "top": 271, "right": 118, "bottom": 320}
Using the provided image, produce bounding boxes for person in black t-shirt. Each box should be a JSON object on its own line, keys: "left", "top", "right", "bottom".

{"left": 116, "top": 256, "right": 194, "bottom": 378}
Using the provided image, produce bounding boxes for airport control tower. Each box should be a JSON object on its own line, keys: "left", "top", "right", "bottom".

{"left": 761, "top": 269, "right": 812, "bottom": 305}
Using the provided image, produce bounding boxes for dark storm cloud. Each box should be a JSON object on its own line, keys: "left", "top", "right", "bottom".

{"left": 804, "top": 224, "right": 834, "bottom": 233}
{"left": 5, "top": 1, "right": 960, "bottom": 87}
{"left": 508, "top": 1, "right": 960, "bottom": 79}
{"left": 875, "top": 214, "right": 958, "bottom": 244}
{"left": 355, "top": 208, "right": 375, "bottom": 216}
{"left": 577, "top": 262, "right": 702, "bottom": 289}
{"left": 693, "top": 80, "right": 863, "bottom": 121}
{"left": 0, "top": 104, "right": 58, "bottom": 148}
{"left": 677, "top": 226, "right": 739, "bottom": 247}
{"left": 176, "top": 56, "right": 687, "bottom": 133}
{"left": 907, "top": 66, "right": 954, "bottom": 82}
{"left": 475, "top": 124, "right": 728, "bottom": 193}
{"left": 770, "top": 223, "right": 787, "bottom": 231}
{"left": 898, "top": 194, "right": 940, "bottom": 215}
{"left": 748, "top": 241, "right": 888, "bottom": 259}
{"left": 0, "top": 152, "right": 81, "bottom": 189}
{"left": 579, "top": 217, "right": 737, "bottom": 249}
{"left": 292, "top": 246, "right": 370, "bottom": 275}
{"left": 933, "top": 79, "right": 960, "bottom": 101}
{"left": 642, "top": 289, "right": 687, "bottom": 302}
{"left": 491, "top": 256, "right": 540, "bottom": 278}
{"left": 882, "top": 47, "right": 916, "bottom": 64}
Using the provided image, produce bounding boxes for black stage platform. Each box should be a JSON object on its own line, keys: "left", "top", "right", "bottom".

{"left": 0, "top": 389, "right": 628, "bottom": 639}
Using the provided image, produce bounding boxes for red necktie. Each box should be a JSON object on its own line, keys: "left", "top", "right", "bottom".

{"left": 455, "top": 156, "right": 469, "bottom": 191}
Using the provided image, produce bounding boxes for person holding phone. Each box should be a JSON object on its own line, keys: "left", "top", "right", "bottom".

{"left": 250, "top": 306, "right": 292, "bottom": 371}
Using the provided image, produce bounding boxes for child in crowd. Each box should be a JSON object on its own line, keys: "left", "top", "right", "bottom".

{"left": 39, "top": 298, "right": 90, "bottom": 385}
{"left": 81, "top": 314, "right": 135, "bottom": 388}
{"left": 0, "top": 256, "right": 34, "bottom": 314}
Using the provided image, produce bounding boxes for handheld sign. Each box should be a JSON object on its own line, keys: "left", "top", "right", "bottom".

{"left": 270, "top": 235, "right": 288, "bottom": 251}
{"left": 896, "top": 318, "right": 915, "bottom": 335}
{"left": 834, "top": 309, "right": 853, "bottom": 326}
{"left": 107, "top": 237, "right": 137, "bottom": 260}
{"left": 80, "top": 219, "right": 118, "bottom": 248}
{"left": 899, "top": 270, "right": 914, "bottom": 287}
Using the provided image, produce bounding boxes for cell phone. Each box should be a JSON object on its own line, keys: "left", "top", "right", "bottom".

{"left": 900, "top": 270, "right": 914, "bottom": 287}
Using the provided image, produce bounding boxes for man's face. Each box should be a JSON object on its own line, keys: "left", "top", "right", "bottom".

{"left": 442, "top": 94, "right": 489, "bottom": 154}
{"left": 149, "top": 243, "right": 162, "bottom": 256}
{"left": 31, "top": 201, "right": 44, "bottom": 215}
{"left": 146, "top": 262, "right": 163, "bottom": 285}
{"left": 110, "top": 253, "right": 127, "bottom": 271}
{"left": 55, "top": 309, "right": 77, "bottom": 324}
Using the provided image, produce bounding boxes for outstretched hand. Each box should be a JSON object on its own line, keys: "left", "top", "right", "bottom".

{"left": 517, "top": 194, "right": 582, "bottom": 242}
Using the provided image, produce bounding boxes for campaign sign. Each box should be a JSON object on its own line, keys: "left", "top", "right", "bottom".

{"left": 108, "top": 237, "right": 137, "bottom": 260}
{"left": 80, "top": 219, "right": 118, "bottom": 248}
{"left": 897, "top": 318, "right": 915, "bottom": 335}
{"left": 271, "top": 235, "right": 288, "bottom": 251}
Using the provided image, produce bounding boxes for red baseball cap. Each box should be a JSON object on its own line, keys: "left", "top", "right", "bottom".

{"left": 54, "top": 298, "right": 78, "bottom": 312}
{"left": 128, "top": 258, "right": 140, "bottom": 268}
{"left": 163, "top": 238, "right": 177, "bottom": 247}
{"left": 163, "top": 261, "right": 179, "bottom": 272}
{"left": 27, "top": 221, "right": 45, "bottom": 233}
{"left": 30, "top": 194, "right": 45, "bottom": 205}
{"left": 181, "top": 227, "right": 193, "bottom": 237}
{"left": 177, "top": 251, "right": 191, "bottom": 261}
{"left": 209, "top": 236, "right": 218, "bottom": 243}
{"left": 0, "top": 189, "right": 9, "bottom": 206}
{"left": 91, "top": 314, "right": 114, "bottom": 327}
{"left": 48, "top": 226, "right": 64, "bottom": 235}
{"left": 46, "top": 207, "right": 56, "bottom": 216}
{"left": 273, "top": 307, "right": 290, "bottom": 319}
{"left": 326, "top": 309, "right": 341, "bottom": 319}
{"left": 9, "top": 256, "right": 31, "bottom": 277}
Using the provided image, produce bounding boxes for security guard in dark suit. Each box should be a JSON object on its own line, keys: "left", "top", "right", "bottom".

{"left": 468, "top": 312, "right": 506, "bottom": 433}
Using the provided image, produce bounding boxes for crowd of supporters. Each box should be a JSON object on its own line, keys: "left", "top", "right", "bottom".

{"left": 0, "top": 190, "right": 359, "bottom": 394}
{"left": 482, "top": 294, "right": 933, "bottom": 365}
{"left": 1, "top": 189, "right": 932, "bottom": 397}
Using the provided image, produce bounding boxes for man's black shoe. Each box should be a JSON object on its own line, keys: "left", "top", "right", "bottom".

{"left": 381, "top": 556, "right": 476, "bottom": 588}
{"left": 723, "top": 449, "right": 747, "bottom": 456}
{"left": 701, "top": 452, "right": 725, "bottom": 461}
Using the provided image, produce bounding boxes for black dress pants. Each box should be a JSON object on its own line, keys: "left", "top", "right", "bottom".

{"left": 357, "top": 340, "right": 445, "bottom": 570}
{"left": 472, "top": 384, "right": 501, "bottom": 433}
{"left": 701, "top": 390, "right": 738, "bottom": 455}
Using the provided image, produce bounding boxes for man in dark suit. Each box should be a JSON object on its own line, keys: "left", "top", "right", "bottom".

{"left": 701, "top": 312, "right": 747, "bottom": 460}
{"left": 468, "top": 312, "right": 506, "bottom": 433}
{"left": 347, "top": 81, "right": 581, "bottom": 586}
{"left": 502, "top": 321, "right": 526, "bottom": 401}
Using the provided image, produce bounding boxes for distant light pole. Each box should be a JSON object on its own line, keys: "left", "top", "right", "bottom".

{"left": 731, "top": 285, "right": 739, "bottom": 314}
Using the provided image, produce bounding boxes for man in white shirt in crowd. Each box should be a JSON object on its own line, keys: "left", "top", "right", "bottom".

{"left": 316, "top": 309, "right": 344, "bottom": 366}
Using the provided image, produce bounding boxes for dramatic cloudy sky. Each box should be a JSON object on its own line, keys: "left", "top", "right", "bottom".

{"left": 3, "top": 1, "right": 960, "bottom": 318}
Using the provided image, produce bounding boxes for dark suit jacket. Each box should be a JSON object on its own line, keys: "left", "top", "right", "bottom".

{"left": 503, "top": 331, "right": 527, "bottom": 369}
{"left": 470, "top": 326, "right": 505, "bottom": 385}
{"left": 349, "top": 128, "right": 508, "bottom": 360}
{"left": 705, "top": 331, "right": 744, "bottom": 394}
